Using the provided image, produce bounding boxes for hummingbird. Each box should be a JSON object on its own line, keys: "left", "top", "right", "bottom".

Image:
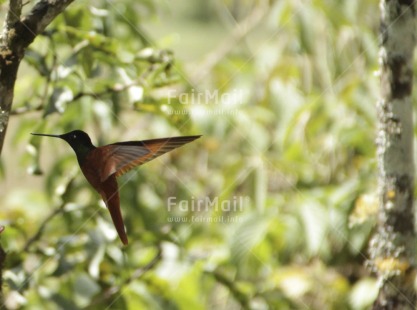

{"left": 31, "top": 130, "right": 201, "bottom": 245}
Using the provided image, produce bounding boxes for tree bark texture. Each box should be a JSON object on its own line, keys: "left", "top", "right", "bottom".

{"left": 372, "top": 1, "right": 416, "bottom": 309}
{"left": 0, "top": 0, "right": 74, "bottom": 155}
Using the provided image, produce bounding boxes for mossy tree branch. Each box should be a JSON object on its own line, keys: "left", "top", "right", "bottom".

{"left": 0, "top": 0, "right": 75, "bottom": 155}
{"left": 371, "top": 1, "right": 416, "bottom": 308}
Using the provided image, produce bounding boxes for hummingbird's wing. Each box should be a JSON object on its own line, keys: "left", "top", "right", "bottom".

{"left": 99, "top": 135, "right": 201, "bottom": 181}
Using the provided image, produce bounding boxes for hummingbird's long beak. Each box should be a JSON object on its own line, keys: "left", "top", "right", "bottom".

{"left": 31, "top": 133, "right": 62, "bottom": 138}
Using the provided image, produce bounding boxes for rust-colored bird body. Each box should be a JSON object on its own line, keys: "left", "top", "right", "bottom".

{"left": 31, "top": 130, "right": 201, "bottom": 245}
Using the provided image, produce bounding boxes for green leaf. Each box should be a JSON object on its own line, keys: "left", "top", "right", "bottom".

{"left": 73, "top": 273, "right": 101, "bottom": 307}
{"left": 230, "top": 213, "right": 271, "bottom": 263}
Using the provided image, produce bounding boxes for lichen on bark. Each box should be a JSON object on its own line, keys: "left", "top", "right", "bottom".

{"left": 371, "top": 0, "right": 416, "bottom": 308}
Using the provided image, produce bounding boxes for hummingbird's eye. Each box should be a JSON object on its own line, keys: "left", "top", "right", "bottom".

{"left": 73, "top": 134, "right": 76, "bottom": 139}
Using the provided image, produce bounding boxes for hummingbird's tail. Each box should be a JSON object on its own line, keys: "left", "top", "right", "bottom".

{"left": 100, "top": 175, "right": 128, "bottom": 245}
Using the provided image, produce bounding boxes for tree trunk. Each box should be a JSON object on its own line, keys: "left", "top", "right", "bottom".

{"left": 371, "top": 1, "right": 416, "bottom": 309}
{"left": 0, "top": 0, "right": 74, "bottom": 155}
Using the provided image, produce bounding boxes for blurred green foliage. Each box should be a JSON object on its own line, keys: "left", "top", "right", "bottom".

{"left": 0, "top": 0, "right": 382, "bottom": 309}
